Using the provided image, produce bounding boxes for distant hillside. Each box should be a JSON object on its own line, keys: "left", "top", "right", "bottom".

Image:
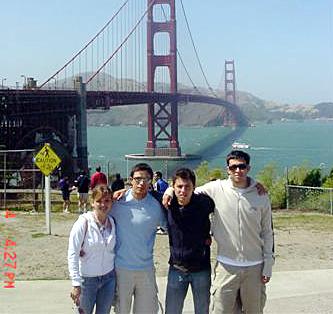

{"left": 88, "top": 93, "right": 333, "bottom": 127}
{"left": 55, "top": 73, "right": 331, "bottom": 126}
{"left": 314, "top": 102, "right": 333, "bottom": 118}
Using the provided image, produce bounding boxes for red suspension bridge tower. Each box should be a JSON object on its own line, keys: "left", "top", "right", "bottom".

{"left": 145, "top": 0, "right": 180, "bottom": 156}
{"left": 224, "top": 59, "right": 237, "bottom": 125}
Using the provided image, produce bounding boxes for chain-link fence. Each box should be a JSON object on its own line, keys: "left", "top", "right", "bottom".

{"left": 0, "top": 149, "right": 42, "bottom": 210}
{"left": 286, "top": 184, "right": 333, "bottom": 215}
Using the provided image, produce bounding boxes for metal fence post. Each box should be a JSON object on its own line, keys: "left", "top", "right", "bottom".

{"left": 285, "top": 167, "right": 289, "bottom": 210}
{"left": 286, "top": 184, "right": 289, "bottom": 210}
{"left": 32, "top": 161, "right": 36, "bottom": 211}
{"left": 330, "top": 189, "right": 333, "bottom": 215}
{"left": 4, "top": 152, "right": 6, "bottom": 210}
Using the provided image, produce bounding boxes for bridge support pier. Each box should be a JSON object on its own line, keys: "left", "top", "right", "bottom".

{"left": 74, "top": 76, "right": 88, "bottom": 172}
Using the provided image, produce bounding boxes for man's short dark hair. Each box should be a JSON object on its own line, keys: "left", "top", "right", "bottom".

{"left": 154, "top": 171, "right": 162, "bottom": 178}
{"left": 130, "top": 163, "right": 154, "bottom": 179}
{"left": 115, "top": 173, "right": 121, "bottom": 179}
{"left": 172, "top": 168, "right": 196, "bottom": 186}
{"left": 226, "top": 150, "right": 250, "bottom": 165}
{"left": 96, "top": 166, "right": 101, "bottom": 172}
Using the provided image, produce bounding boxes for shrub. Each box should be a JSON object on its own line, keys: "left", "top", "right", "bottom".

{"left": 256, "top": 162, "right": 286, "bottom": 209}
{"left": 195, "top": 161, "right": 226, "bottom": 186}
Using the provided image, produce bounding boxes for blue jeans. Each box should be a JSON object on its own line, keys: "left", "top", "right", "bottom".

{"left": 165, "top": 267, "right": 211, "bottom": 314}
{"left": 80, "top": 269, "right": 116, "bottom": 314}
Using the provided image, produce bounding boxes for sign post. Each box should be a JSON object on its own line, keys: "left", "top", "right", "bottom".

{"left": 45, "top": 175, "right": 51, "bottom": 234}
{"left": 33, "top": 143, "right": 61, "bottom": 235}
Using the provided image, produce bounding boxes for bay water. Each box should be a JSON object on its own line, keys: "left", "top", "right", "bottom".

{"left": 88, "top": 120, "right": 333, "bottom": 178}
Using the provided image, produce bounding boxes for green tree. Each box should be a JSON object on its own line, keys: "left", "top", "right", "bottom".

{"left": 323, "top": 168, "right": 333, "bottom": 188}
{"left": 287, "top": 163, "right": 311, "bottom": 185}
{"left": 255, "top": 162, "right": 277, "bottom": 191}
{"left": 256, "top": 162, "right": 286, "bottom": 208}
{"left": 302, "top": 168, "right": 322, "bottom": 187}
{"left": 195, "top": 161, "right": 226, "bottom": 186}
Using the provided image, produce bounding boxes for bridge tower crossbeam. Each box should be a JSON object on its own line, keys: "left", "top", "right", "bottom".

{"left": 145, "top": 0, "right": 181, "bottom": 156}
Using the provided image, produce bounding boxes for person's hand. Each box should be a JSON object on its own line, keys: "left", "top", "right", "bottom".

{"left": 162, "top": 193, "right": 172, "bottom": 208}
{"left": 113, "top": 188, "right": 126, "bottom": 201}
{"left": 70, "top": 286, "right": 81, "bottom": 305}
{"left": 261, "top": 276, "right": 270, "bottom": 284}
{"left": 255, "top": 182, "right": 267, "bottom": 195}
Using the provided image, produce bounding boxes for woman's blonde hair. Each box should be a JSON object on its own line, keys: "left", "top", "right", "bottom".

{"left": 91, "top": 184, "right": 112, "bottom": 202}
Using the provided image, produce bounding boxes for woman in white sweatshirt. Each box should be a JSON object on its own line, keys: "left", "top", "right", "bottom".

{"left": 68, "top": 185, "right": 116, "bottom": 314}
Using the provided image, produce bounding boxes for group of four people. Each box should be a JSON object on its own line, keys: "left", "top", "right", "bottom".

{"left": 68, "top": 150, "right": 274, "bottom": 314}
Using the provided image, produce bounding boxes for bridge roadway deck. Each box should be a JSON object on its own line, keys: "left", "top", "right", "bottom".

{"left": 1, "top": 269, "right": 332, "bottom": 313}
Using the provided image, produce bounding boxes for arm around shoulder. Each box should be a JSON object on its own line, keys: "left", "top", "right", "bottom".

{"left": 194, "top": 180, "right": 220, "bottom": 198}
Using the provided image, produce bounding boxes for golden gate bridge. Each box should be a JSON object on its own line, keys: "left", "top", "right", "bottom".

{"left": 0, "top": 0, "right": 248, "bottom": 177}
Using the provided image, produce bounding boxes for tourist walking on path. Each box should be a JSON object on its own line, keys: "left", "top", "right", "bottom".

{"left": 163, "top": 150, "right": 273, "bottom": 314}
{"left": 111, "top": 163, "right": 167, "bottom": 314}
{"left": 75, "top": 170, "right": 90, "bottom": 213}
{"left": 111, "top": 173, "right": 125, "bottom": 192}
{"left": 164, "top": 168, "right": 215, "bottom": 314}
{"left": 68, "top": 185, "right": 116, "bottom": 314}
{"left": 90, "top": 166, "right": 107, "bottom": 190}
{"left": 58, "top": 176, "right": 73, "bottom": 213}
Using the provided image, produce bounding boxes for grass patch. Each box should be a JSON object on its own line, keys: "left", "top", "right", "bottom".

{"left": 273, "top": 211, "right": 333, "bottom": 231}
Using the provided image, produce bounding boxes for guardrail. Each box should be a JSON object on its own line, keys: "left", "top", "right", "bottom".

{"left": 0, "top": 188, "right": 77, "bottom": 211}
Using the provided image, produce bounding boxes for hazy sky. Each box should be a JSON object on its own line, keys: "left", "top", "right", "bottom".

{"left": 1, "top": 0, "right": 332, "bottom": 104}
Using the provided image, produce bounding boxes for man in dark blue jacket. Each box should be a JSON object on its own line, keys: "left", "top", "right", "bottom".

{"left": 165, "top": 168, "right": 215, "bottom": 314}
{"left": 153, "top": 171, "right": 169, "bottom": 194}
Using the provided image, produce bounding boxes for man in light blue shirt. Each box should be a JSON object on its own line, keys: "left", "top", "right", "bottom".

{"left": 111, "top": 163, "right": 166, "bottom": 314}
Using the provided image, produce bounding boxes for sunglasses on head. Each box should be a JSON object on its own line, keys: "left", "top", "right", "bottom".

{"left": 228, "top": 163, "right": 248, "bottom": 171}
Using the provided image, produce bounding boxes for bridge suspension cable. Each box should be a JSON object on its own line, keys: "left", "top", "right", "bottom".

{"left": 39, "top": 0, "right": 130, "bottom": 88}
{"left": 178, "top": 0, "right": 218, "bottom": 97}
{"left": 86, "top": 1, "right": 153, "bottom": 84}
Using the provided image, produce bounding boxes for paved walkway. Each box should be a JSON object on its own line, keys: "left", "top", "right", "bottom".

{"left": 1, "top": 269, "right": 332, "bottom": 313}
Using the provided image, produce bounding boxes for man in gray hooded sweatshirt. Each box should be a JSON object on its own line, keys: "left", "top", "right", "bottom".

{"left": 197, "top": 150, "right": 274, "bottom": 313}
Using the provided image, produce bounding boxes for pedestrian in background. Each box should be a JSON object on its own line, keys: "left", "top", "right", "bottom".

{"left": 91, "top": 166, "right": 107, "bottom": 190}
{"left": 75, "top": 170, "right": 90, "bottom": 213}
{"left": 153, "top": 171, "right": 169, "bottom": 195}
{"left": 111, "top": 173, "right": 125, "bottom": 192}
{"left": 59, "top": 176, "right": 73, "bottom": 213}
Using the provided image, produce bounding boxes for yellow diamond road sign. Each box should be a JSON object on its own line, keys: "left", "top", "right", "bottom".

{"left": 34, "top": 143, "right": 61, "bottom": 176}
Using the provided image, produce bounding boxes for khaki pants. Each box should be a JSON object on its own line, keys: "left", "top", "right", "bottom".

{"left": 115, "top": 268, "right": 159, "bottom": 314}
{"left": 211, "top": 262, "right": 266, "bottom": 314}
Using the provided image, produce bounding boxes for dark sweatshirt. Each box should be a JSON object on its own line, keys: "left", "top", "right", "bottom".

{"left": 167, "top": 193, "right": 215, "bottom": 272}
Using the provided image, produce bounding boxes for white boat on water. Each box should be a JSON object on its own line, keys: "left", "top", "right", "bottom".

{"left": 232, "top": 142, "right": 250, "bottom": 149}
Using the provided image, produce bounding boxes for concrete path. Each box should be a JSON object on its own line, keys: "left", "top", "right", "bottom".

{"left": 1, "top": 269, "right": 332, "bottom": 314}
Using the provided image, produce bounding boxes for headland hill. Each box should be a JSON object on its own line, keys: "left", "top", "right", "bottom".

{"left": 83, "top": 74, "right": 333, "bottom": 127}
